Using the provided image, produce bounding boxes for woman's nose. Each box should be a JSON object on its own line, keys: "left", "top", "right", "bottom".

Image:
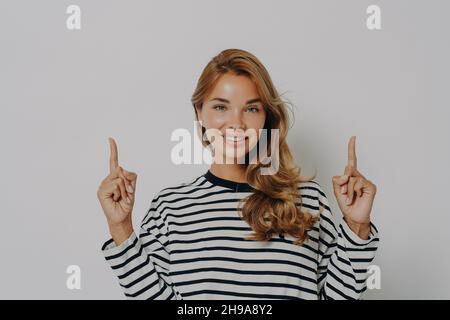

{"left": 226, "top": 109, "right": 245, "bottom": 130}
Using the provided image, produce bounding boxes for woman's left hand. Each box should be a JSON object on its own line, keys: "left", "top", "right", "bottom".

{"left": 332, "top": 136, "right": 377, "bottom": 236}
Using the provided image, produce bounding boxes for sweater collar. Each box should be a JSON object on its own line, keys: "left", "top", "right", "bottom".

{"left": 204, "top": 170, "right": 254, "bottom": 192}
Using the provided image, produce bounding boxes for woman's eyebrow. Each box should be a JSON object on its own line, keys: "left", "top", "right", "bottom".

{"left": 209, "top": 97, "right": 262, "bottom": 104}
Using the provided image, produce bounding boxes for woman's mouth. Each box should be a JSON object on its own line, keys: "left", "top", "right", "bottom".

{"left": 224, "top": 135, "right": 248, "bottom": 147}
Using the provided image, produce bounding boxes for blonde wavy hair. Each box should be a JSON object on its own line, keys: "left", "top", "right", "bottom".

{"left": 191, "top": 48, "right": 319, "bottom": 245}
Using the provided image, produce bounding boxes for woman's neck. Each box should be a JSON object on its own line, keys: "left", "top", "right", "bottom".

{"left": 210, "top": 163, "right": 247, "bottom": 183}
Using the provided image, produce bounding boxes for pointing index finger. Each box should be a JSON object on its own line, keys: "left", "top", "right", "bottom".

{"left": 347, "top": 135, "right": 357, "bottom": 169}
{"left": 109, "top": 137, "right": 119, "bottom": 173}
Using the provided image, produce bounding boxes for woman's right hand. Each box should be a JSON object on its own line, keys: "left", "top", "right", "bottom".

{"left": 97, "top": 137, "right": 138, "bottom": 228}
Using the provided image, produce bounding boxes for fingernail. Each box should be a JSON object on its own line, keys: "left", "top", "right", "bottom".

{"left": 346, "top": 197, "right": 351, "bottom": 205}
{"left": 341, "top": 186, "right": 345, "bottom": 194}
{"left": 127, "top": 197, "right": 131, "bottom": 204}
{"left": 127, "top": 185, "right": 133, "bottom": 193}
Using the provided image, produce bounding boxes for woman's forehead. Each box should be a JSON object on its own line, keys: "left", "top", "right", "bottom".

{"left": 206, "top": 74, "right": 260, "bottom": 102}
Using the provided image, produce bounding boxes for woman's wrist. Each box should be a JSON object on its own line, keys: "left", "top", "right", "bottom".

{"left": 108, "top": 218, "right": 133, "bottom": 246}
{"left": 343, "top": 216, "right": 371, "bottom": 240}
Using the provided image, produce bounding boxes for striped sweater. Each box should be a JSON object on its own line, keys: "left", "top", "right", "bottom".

{"left": 101, "top": 170, "right": 379, "bottom": 300}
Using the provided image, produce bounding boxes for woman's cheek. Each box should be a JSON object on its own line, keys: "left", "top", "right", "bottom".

{"left": 248, "top": 132, "right": 259, "bottom": 151}
{"left": 207, "top": 111, "right": 226, "bottom": 126}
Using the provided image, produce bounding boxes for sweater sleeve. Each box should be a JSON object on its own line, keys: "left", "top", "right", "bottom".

{"left": 101, "top": 194, "right": 183, "bottom": 300}
{"left": 315, "top": 184, "right": 380, "bottom": 300}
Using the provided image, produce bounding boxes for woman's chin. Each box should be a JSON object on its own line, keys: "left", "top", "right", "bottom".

{"left": 222, "top": 148, "right": 247, "bottom": 163}
{"left": 210, "top": 142, "right": 258, "bottom": 164}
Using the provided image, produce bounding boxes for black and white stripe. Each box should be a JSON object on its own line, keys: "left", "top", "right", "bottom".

{"left": 102, "top": 170, "right": 379, "bottom": 300}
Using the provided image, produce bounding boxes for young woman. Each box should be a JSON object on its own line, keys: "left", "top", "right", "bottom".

{"left": 96, "top": 48, "right": 379, "bottom": 300}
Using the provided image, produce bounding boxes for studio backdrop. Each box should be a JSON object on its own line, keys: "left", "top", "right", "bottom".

{"left": 0, "top": 0, "right": 449, "bottom": 299}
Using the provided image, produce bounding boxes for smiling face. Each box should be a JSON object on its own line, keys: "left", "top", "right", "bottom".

{"left": 196, "top": 73, "right": 267, "bottom": 164}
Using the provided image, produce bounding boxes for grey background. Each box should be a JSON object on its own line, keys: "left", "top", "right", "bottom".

{"left": 0, "top": 0, "right": 449, "bottom": 299}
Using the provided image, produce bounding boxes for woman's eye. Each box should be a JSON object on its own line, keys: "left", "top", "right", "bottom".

{"left": 247, "top": 106, "right": 259, "bottom": 113}
{"left": 213, "top": 105, "right": 226, "bottom": 111}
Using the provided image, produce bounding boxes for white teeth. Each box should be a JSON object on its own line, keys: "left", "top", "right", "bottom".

{"left": 225, "top": 136, "right": 245, "bottom": 142}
